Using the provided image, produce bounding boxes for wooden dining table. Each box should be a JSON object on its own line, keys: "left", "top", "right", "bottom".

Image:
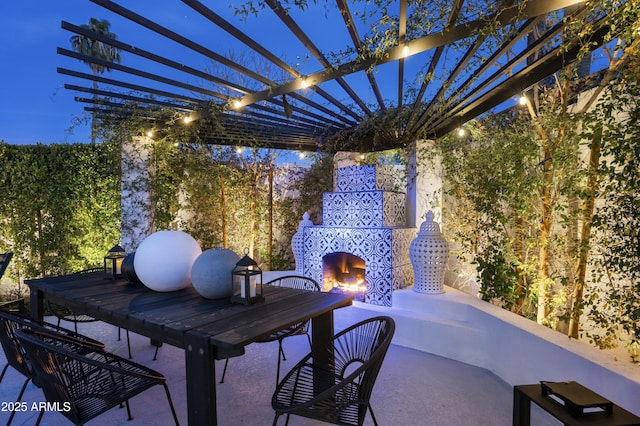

{"left": 26, "top": 271, "right": 353, "bottom": 426}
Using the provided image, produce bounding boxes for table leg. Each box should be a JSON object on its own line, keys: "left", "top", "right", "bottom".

{"left": 29, "top": 287, "right": 44, "bottom": 321}
{"left": 513, "top": 386, "right": 531, "bottom": 426}
{"left": 311, "top": 311, "right": 336, "bottom": 401}
{"left": 185, "top": 330, "right": 217, "bottom": 426}
{"left": 311, "top": 311, "right": 334, "bottom": 365}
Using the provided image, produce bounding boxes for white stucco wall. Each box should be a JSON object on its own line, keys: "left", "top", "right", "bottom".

{"left": 406, "top": 139, "right": 443, "bottom": 228}
{"left": 332, "top": 286, "right": 640, "bottom": 416}
{"left": 121, "top": 135, "right": 154, "bottom": 252}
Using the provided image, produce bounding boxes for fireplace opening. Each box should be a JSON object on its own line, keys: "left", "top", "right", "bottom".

{"left": 323, "top": 252, "right": 366, "bottom": 301}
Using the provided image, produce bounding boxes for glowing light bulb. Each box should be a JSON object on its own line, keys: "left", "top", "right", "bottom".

{"left": 457, "top": 128, "right": 466, "bottom": 137}
{"left": 300, "top": 78, "right": 310, "bottom": 89}
{"left": 519, "top": 95, "right": 527, "bottom": 106}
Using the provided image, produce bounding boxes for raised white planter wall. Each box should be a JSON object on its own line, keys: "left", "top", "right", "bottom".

{"left": 333, "top": 286, "right": 640, "bottom": 416}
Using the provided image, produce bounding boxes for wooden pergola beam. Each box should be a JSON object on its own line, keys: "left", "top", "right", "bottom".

{"left": 235, "top": 0, "right": 586, "bottom": 109}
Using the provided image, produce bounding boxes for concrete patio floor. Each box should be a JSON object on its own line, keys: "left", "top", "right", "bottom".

{"left": 1, "top": 312, "right": 560, "bottom": 426}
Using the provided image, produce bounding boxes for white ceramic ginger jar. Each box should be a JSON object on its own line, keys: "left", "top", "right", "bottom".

{"left": 409, "top": 210, "right": 449, "bottom": 294}
{"left": 291, "top": 212, "right": 314, "bottom": 273}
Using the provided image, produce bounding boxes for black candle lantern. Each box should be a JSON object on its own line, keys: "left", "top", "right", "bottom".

{"left": 231, "top": 249, "right": 264, "bottom": 305}
{"left": 104, "top": 244, "right": 126, "bottom": 280}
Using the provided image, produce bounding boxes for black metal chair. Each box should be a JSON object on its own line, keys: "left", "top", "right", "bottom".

{"left": 0, "top": 298, "right": 26, "bottom": 315}
{"left": 0, "top": 310, "right": 105, "bottom": 425}
{"left": 45, "top": 267, "right": 156, "bottom": 360}
{"left": 219, "top": 275, "right": 321, "bottom": 385}
{"left": 0, "top": 252, "right": 13, "bottom": 280}
{"left": 15, "top": 327, "right": 180, "bottom": 426}
{"left": 271, "top": 315, "right": 395, "bottom": 426}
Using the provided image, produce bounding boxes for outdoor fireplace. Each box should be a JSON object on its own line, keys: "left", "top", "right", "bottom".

{"left": 323, "top": 252, "right": 367, "bottom": 301}
{"left": 301, "top": 164, "right": 416, "bottom": 306}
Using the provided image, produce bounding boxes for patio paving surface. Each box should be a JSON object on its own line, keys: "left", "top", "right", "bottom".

{"left": 1, "top": 313, "right": 560, "bottom": 426}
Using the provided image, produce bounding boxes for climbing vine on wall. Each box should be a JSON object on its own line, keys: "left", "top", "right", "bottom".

{"left": 96, "top": 107, "right": 333, "bottom": 270}
{"left": 582, "top": 53, "right": 640, "bottom": 354}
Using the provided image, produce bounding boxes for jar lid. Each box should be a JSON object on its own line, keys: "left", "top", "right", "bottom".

{"left": 418, "top": 211, "right": 442, "bottom": 236}
{"left": 298, "top": 212, "right": 314, "bottom": 229}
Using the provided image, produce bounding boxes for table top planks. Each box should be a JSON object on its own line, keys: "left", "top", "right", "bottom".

{"left": 27, "top": 272, "right": 353, "bottom": 356}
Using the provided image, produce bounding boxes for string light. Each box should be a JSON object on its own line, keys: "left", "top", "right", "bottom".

{"left": 457, "top": 128, "right": 466, "bottom": 137}
{"left": 519, "top": 95, "right": 527, "bottom": 106}
{"left": 300, "top": 77, "right": 310, "bottom": 89}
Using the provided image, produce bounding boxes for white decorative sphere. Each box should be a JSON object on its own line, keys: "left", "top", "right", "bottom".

{"left": 134, "top": 230, "right": 202, "bottom": 292}
{"left": 191, "top": 248, "right": 240, "bottom": 299}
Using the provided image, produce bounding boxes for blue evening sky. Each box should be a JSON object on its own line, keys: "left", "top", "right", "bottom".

{"left": 0, "top": 1, "right": 368, "bottom": 147}
{"left": 3, "top": 2, "right": 603, "bottom": 149}
{"left": 1, "top": 1, "right": 106, "bottom": 145}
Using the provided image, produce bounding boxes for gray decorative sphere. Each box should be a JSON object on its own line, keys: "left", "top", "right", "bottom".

{"left": 191, "top": 248, "right": 240, "bottom": 299}
{"left": 121, "top": 252, "right": 141, "bottom": 283}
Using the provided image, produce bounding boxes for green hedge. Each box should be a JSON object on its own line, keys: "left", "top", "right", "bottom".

{"left": 0, "top": 141, "right": 121, "bottom": 282}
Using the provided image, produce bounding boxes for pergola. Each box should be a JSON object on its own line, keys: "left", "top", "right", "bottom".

{"left": 59, "top": 0, "right": 614, "bottom": 153}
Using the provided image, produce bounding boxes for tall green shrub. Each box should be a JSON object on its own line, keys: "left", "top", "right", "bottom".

{"left": 437, "top": 113, "right": 542, "bottom": 318}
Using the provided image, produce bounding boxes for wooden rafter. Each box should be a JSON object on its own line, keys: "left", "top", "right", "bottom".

{"left": 235, "top": 0, "right": 586, "bottom": 108}
{"left": 56, "top": 0, "right": 613, "bottom": 152}
{"left": 336, "top": 0, "right": 385, "bottom": 110}
{"left": 264, "top": 0, "right": 371, "bottom": 116}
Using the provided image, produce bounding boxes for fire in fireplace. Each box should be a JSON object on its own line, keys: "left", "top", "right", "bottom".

{"left": 323, "top": 252, "right": 367, "bottom": 301}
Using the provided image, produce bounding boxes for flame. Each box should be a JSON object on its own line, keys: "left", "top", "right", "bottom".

{"left": 330, "top": 278, "right": 366, "bottom": 293}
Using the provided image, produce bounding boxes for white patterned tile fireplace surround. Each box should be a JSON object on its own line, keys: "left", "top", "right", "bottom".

{"left": 302, "top": 164, "right": 416, "bottom": 306}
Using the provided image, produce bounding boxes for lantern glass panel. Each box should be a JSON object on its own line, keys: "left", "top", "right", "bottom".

{"left": 104, "top": 245, "right": 126, "bottom": 280}
{"left": 231, "top": 253, "right": 263, "bottom": 304}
